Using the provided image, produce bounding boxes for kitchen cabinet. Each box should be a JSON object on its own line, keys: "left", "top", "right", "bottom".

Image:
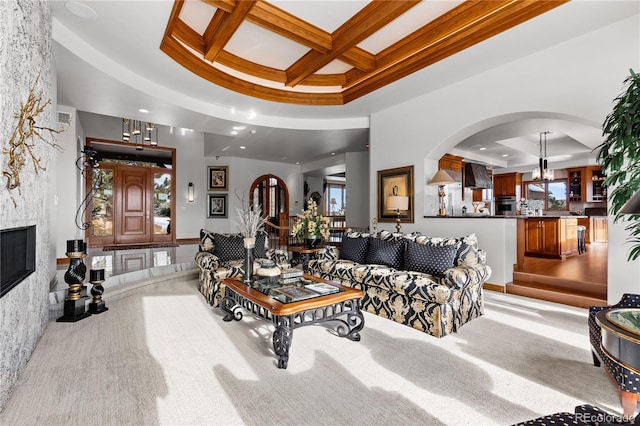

{"left": 591, "top": 217, "right": 608, "bottom": 242}
{"left": 525, "top": 217, "right": 577, "bottom": 259}
{"left": 438, "top": 153, "right": 463, "bottom": 172}
{"left": 588, "top": 168, "right": 606, "bottom": 202}
{"left": 493, "top": 172, "right": 522, "bottom": 197}
{"left": 567, "top": 167, "right": 584, "bottom": 202}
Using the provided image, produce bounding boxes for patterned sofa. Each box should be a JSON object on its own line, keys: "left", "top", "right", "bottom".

{"left": 307, "top": 231, "right": 491, "bottom": 338}
{"left": 195, "top": 229, "right": 289, "bottom": 307}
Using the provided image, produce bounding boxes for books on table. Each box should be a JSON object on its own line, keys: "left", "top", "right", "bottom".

{"left": 304, "top": 282, "right": 340, "bottom": 295}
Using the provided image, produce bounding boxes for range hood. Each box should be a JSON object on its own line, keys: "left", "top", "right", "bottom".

{"left": 464, "top": 163, "right": 493, "bottom": 189}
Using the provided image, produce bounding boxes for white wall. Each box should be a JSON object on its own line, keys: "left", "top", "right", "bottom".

{"left": 370, "top": 15, "right": 640, "bottom": 294}
{"left": 203, "top": 156, "right": 302, "bottom": 233}
{"left": 345, "top": 151, "right": 369, "bottom": 227}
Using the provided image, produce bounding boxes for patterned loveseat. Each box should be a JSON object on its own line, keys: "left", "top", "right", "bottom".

{"left": 307, "top": 231, "right": 491, "bottom": 338}
{"left": 195, "top": 229, "right": 289, "bottom": 307}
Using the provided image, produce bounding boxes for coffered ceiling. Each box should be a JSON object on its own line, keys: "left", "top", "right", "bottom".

{"left": 51, "top": 1, "right": 639, "bottom": 167}
{"left": 162, "top": 0, "right": 565, "bottom": 105}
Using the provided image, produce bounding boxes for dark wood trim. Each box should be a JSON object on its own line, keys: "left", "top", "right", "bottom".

{"left": 483, "top": 283, "right": 505, "bottom": 293}
{"left": 177, "top": 237, "right": 200, "bottom": 245}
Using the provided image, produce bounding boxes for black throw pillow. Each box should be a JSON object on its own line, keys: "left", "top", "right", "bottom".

{"left": 253, "top": 231, "right": 268, "bottom": 259}
{"left": 339, "top": 236, "right": 369, "bottom": 264}
{"left": 213, "top": 233, "right": 245, "bottom": 262}
{"left": 365, "top": 237, "right": 404, "bottom": 270}
{"left": 405, "top": 240, "right": 457, "bottom": 276}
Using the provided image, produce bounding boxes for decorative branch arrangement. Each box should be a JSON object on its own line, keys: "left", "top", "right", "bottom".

{"left": 3, "top": 76, "right": 63, "bottom": 206}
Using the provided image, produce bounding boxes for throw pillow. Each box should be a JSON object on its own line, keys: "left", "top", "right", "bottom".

{"left": 213, "top": 233, "right": 245, "bottom": 262}
{"left": 253, "top": 231, "right": 268, "bottom": 259}
{"left": 199, "top": 229, "right": 216, "bottom": 253}
{"left": 339, "top": 236, "right": 369, "bottom": 264}
{"left": 365, "top": 237, "right": 404, "bottom": 269}
{"left": 405, "top": 240, "right": 457, "bottom": 276}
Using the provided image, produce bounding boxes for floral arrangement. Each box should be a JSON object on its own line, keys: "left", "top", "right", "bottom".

{"left": 291, "top": 199, "right": 330, "bottom": 240}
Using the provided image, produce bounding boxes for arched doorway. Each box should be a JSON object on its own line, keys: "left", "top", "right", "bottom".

{"left": 249, "top": 175, "right": 289, "bottom": 243}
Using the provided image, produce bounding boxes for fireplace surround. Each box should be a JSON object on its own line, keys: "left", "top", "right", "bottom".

{"left": 0, "top": 225, "right": 36, "bottom": 298}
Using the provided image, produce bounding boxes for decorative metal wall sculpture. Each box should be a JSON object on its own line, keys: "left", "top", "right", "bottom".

{"left": 3, "top": 76, "right": 64, "bottom": 206}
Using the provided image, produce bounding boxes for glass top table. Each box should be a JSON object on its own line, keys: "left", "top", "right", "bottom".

{"left": 606, "top": 308, "right": 640, "bottom": 337}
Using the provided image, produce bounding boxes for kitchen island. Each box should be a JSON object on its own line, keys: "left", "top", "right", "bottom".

{"left": 522, "top": 216, "right": 581, "bottom": 260}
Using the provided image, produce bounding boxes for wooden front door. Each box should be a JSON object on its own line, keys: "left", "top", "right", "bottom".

{"left": 116, "top": 167, "right": 152, "bottom": 244}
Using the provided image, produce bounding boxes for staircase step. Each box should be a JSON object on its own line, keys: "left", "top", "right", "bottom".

{"left": 506, "top": 282, "right": 606, "bottom": 309}
{"left": 512, "top": 271, "right": 606, "bottom": 300}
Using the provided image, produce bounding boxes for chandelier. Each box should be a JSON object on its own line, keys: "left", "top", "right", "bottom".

{"left": 122, "top": 118, "right": 158, "bottom": 150}
{"left": 532, "top": 131, "right": 554, "bottom": 181}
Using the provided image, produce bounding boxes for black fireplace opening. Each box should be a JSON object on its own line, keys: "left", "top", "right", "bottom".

{"left": 1, "top": 225, "right": 36, "bottom": 298}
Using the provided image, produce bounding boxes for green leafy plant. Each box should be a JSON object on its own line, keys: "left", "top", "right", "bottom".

{"left": 596, "top": 69, "right": 640, "bottom": 260}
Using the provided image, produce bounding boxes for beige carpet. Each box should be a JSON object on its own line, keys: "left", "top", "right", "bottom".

{"left": 0, "top": 272, "right": 621, "bottom": 425}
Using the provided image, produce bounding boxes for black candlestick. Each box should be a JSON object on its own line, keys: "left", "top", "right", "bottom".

{"left": 88, "top": 268, "right": 108, "bottom": 314}
{"left": 57, "top": 240, "right": 92, "bottom": 322}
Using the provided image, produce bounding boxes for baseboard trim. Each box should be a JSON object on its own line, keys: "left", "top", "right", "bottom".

{"left": 177, "top": 237, "right": 199, "bottom": 245}
{"left": 484, "top": 282, "right": 505, "bottom": 293}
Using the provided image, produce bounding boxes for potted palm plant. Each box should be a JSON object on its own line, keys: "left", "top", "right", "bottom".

{"left": 596, "top": 68, "right": 640, "bottom": 260}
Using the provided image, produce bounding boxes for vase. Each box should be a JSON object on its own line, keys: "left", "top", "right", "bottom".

{"left": 243, "top": 237, "right": 256, "bottom": 284}
{"left": 305, "top": 236, "right": 321, "bottom": 249}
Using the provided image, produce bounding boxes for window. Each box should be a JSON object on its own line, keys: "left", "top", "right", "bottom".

{"left": 525, "top": 179, "right": 568, "bottom": 211}
{"left": 325, "top": 183, "right": 346, "bottom": 216}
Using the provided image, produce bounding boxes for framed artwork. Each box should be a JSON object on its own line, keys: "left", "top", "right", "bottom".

{"left": 207, "top": 194, "right": 228, "bottom": 218}
{"left": 207, "top": 166, "right": 229, "bottom": 191}
{"left": 377, "top": 165, "right": 414, "bottom": 223}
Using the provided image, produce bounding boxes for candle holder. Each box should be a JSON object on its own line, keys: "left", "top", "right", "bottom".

{"left": 88, "top": 268, "right": 108, "bottom": 314}
{"left": 57, "top": 239, "right": 92, "bottom": 322}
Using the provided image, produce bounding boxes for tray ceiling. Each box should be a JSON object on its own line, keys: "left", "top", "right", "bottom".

{"left": 161, "top": 0, "right": 567, "bottom": 106}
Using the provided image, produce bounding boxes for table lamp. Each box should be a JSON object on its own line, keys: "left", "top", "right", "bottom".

{"left": 429, "top": 169, "right": 456, "bottom": 216}
{"left": 387, "top": 195, "right": 409, "bottom": 232}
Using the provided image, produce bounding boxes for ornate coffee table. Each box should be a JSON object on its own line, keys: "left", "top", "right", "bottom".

{"left": 220, "top": 274, "right": 364, "bottom": 369}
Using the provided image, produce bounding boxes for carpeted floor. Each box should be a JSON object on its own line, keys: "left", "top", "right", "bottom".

{"left": 0, "top": 273, "right": 621, "bottom": 425}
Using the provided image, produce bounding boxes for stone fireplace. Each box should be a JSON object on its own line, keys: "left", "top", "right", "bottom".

{"left": 1, "top": 225, "right": 36, "bottom": 298}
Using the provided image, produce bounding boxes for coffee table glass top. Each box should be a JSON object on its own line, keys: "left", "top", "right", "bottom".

{"left": 606, "top": 308, "right": 640, "bottom": 336}
{"left": 250, "top": 276, "right": 342, "bottom": 304}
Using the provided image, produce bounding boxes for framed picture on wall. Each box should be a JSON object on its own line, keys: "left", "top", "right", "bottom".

{"left": 377, "top": 165, "right": 414, "bottom": 223}
{"left": 207, "top": 194, "right": 228, "bottom": 218}
{"left": 207, "top": 166, "right": 229, "bottom": 191}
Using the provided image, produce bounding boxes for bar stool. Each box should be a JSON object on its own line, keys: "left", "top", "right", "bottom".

{"left": 577, "top": 225, "right": 587, "bottom": 254}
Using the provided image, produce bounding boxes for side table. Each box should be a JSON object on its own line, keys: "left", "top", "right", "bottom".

{"left": 596, "top": 308, "right": 640, "bottom": 418}
{"left": 288, "top": 246, "right": 320, "bottom": 272}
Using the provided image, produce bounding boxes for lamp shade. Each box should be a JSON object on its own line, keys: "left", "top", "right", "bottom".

{"left": 620, "top": 189, "right": 640, "bottom": 214}
{"left": 429, "top": 169, "right": 455, "bottom": 186}
{"left": 388, "top": 195, "right": 409, "bottom": 211}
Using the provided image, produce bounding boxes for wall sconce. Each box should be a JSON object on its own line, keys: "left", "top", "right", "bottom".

{"left": 188, "top": 182, "right": 194, "bottom": 202}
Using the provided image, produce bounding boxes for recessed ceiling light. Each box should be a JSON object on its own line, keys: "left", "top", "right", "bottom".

{"left": 233, "top": 125, "right": 246, "bottom": 130}
{"left": 138, "top": 109, "right": 149, "bottom": 113}
{"left": 65, "top": 1, "right": 97, "bottom": 19}
{"left": 250, "top": 129, "right": 257, "bottom": 135}
{"left": 240, "top": 146, "right": 246, "bottom": 150}
{"left": 296, "top": 162, "right": 300, "bottom": 165}
{"left": 479, "top": 147, "right": 487, "bottom": 151}
{"left": 331, "top": 152, "right": 336, "bottom": 155}
{"left": 230, "top": 130, "right": 238, "bottom": 136}
{"left": 502, "top": 154, "right": 509, "bottom": 157}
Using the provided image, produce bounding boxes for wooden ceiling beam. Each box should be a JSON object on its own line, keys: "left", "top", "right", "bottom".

{"left": 203, "top": 0, "right": 256, "bottom": 63}
{"left": 285, "top": 0, "right": 419, "bottom": 87}
{"left": 343, "top": 0, "right": 568, "bottom": 103}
